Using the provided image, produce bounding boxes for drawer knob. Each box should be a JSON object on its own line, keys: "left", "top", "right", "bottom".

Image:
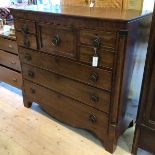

{"left": 90, "top": 72, "right": 98, "bottom": 82}
{"left": 91, "top": 95, "right": 99, "bottom": 103}
{"left": 10, "top": 60, "right": 16, "bottom": 64}
{"left": 30, "top": 88, "right": 35, "bottom": 94}
{"left": 51, "top": 35, "right": 60, "bottom": 47}
{"left": 92, "top": 36, "right": 101, "bottom": 49}
{"left": 8, "top": 44, "right": 13, "bottom": 48}
{"left": 24, "top": 54, "right": 32, "bottom": 61}
{"left": 28, "top": 71, "right": 34, "bottom": 78}
{"left": 89, "top": 114, "right": 97, "bottom": 123}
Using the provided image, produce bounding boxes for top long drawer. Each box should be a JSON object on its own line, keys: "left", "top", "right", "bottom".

{"left": 19, "top": 47, "right": 112, "bottom": 91}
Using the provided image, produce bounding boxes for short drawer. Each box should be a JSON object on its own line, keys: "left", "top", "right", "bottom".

{"left": 16, "top": 31, "right": 37, "bottom": 50}
{"left": 38, "top": 24, "right": 76, "bottom": 59}
{"left": 14, "top": 19, "right": 36, "bottom": 34}
{"left": 23, "top": 80, "right": 109, "bottom": 135}
{"left": 22, "top": 64, "right": 110, "bottom": 113}
{"left": 0, "top": 50, "right": 21, "bottom": 71}
{"left": 79, "top": 46, "right": 114, "bottom": 69}
{"left": 0, "top": 37, "right": 18, "bottom": 54}
{"left": 0, "top": 66, "right": 22, "bottom": 88}
{"left": 19, "top": 47, "right": 112, "bottom": 91}
{"left": 80, "top": 29, "right": 117, "bottom": 49}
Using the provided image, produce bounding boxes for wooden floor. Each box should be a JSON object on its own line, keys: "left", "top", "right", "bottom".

{"left": 0, "top": 82, "right": 151, "bottom": 155}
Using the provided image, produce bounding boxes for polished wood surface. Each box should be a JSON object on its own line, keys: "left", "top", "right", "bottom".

{"left": 0, "top": 26, "right": 21, "bottom": 88}
{"left": 132, "top": 5, "right": 155, "bottom": 155}
{"left": 19, "top": 47, "right": 112, "bottom": 91}
{"left": 10, "top": 5, "right": 151, "bottom": 21}
{"left": 11, "top": 6, "right": 152, "bottom": 153}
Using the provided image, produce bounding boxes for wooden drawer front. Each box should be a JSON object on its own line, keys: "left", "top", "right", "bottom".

{"left": 0, "top": 66, "right": 22, "bottom": 88}
{"left": 23, "top": 80, "right": 108, "bottom": 135}
{"left": 19, "top": 48, "right": 112, "bottom": 91}
{"left": 14, "top": 19, "right": 36, "bottom": 34}
{"left": 22, "top": 64, "right": 110, "bottom": 113}
{"left": 80, "top": 30, "right": 117, "bottom": 49}
{"left": 0, "top": 37, "right": 18, "bottom": 54}
{"left": 0, "top": 50, "right": 21, "bottom": 71}
{"left": 39, "top": 24, "right": 76, "bottom": 58}
{"left": 16, "top": 31, "right": 37, "bottom": 50}
{"left": 80, "top": 46, "right": 114, "bottom": 69}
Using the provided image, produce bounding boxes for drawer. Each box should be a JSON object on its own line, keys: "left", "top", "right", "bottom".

{"left": 16, "top": 31, "right": 37, "bottom": 50}
{"left": 19, "top": 47, "right": 112, "bottom": 91}
{"left": 0, "top": 37, "right": 18, "bottom": 54}
{"left": 80, "top": 29, "right": 117, "bottom": 49}
{"left": 23, "top": 80, "right": 109, "bottom": 135}
{"left": 0, "top": 66, "right": 22, "bottom": 88}
{"left": 79, "top": 46, "right": 114, "bottom": 69}
{"left": 14, "top": 19, "right": 36, "bottom": 34}
{"left": 22, "top": 64, "right": 110, "bottom": 113}
{"left": 0, "top": 50, "right": 21, "bottom": 71}
{"left": 38, "top": 24, "right": 76, "bottom": 59}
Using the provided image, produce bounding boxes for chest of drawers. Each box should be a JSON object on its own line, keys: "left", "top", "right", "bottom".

{"left": 11, "top": 6, "right": 151, "bottom": 153}
{"left": 0, "top": 30, "right": 22, "bottom": 88}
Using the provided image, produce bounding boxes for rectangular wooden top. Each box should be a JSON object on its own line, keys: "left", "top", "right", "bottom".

{"left": 10, "top": 5, "right": 152, "bottom": 22}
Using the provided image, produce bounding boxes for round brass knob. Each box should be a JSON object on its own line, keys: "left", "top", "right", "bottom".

{"left": 28, "top": 71, "right": 34, "bottom": 78}
{"left": 89, "top": 114, "right": 97, "bottom": 123}
{"left": 91, "top": 95, "right": 99, "bottom": 103}
{"left": 90, "top": 72, "right": 98, "bottom": 82}
{"left": 51, "top": 35, "right": 60, "bottom": 47}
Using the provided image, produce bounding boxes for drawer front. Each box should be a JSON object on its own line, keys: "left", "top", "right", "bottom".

{"left": 14, "top": 19, "right": 36, "bottom": 34}
{"left": 16, "top": 31, "right": 37, "bottom": 50}
{"left": 0, "top": 37, "right": 18, "bottom": 54}
{"left": 0, "top": 50, "right": 21, "bottom": 71}
{"left": 19, "top": 47, "right": 112, "bottom": 91}
{"left": 22, "top": 64, "right": 110, "bottom": 113}
{"left": 0, "top": 66, "right": 22, "bottom": 88}
{"left": 80, "top": 29, "right": 117, "bottom": 49}
{"left": 80, "top": 46, "right": 114, "bottom": 69}
{"left": 23, "top": 80, "right": 108, "bottom": 135}
{"left": 38, "top": 24, "right": 76, "bottom": 58}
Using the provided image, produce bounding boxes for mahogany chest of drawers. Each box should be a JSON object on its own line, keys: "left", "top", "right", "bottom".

{"left": 11, "top": 6, "right": 151, "bottom": 153}
{"left": 0, "top": 28, "right": 22, "bottom": 88}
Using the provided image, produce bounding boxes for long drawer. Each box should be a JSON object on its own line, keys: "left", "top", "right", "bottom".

{"left": 0, "top": 66, "right": 22, "bottom": 88}
{"left": 22, "top": 64, "right": 110, "bottom": 113}
{"left": 19, "top": 47, "right": 112, "bottom": 91}
{"left": 23, "top": 80, "right": 109, "bottom": 136}
{"left": 0, "top": 37, "right": 18, "bottom": 54}
{"left": 0, "top": 50, "right": 21, "bottom": 71}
